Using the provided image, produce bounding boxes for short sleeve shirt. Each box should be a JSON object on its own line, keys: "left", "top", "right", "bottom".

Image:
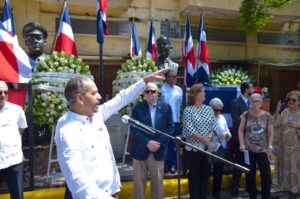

{"left": 182, "top": 105, "right": 218, "bottom": 151}
{"left": 0, "top": 102, "right": 27, "bottom": 169}
{"left": 242, "top": 111, "right": 272, "bottom": 153}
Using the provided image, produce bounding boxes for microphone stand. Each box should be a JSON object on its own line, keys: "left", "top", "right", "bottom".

{"left": 128, "top": 122, "right": 250, "bottom": 199}
{"left": 145, "top": 126, "right": 250, "bottom": 172}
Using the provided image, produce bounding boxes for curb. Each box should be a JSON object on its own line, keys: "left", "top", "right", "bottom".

{"left": 0, "top": 167, "right": 274, "bottom": 199}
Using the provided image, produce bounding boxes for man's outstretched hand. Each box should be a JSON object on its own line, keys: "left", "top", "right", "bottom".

{"left": 143, "top": 68, "right": 170, "bottom": 84}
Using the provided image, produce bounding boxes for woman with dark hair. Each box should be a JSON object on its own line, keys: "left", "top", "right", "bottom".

{"left": 273, "top": 90, "right": 300, "bottom": 197}
{"left": 182, "top": 83, "right": 218, "bottom": 199}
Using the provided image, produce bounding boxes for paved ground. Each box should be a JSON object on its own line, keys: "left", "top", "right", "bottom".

{"left": 164, "top": 188, "right": 295, "bottom": 199}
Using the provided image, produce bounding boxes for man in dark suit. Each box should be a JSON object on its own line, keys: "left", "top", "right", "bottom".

{"left": 130, "top": 83, "right": 174, "bottom": 199}
{"left": 230, "top": 82, "right": 253, "bottom": 197}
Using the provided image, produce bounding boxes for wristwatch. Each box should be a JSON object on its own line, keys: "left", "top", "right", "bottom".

{"left": 268, "top": 145, "right": 273, "bottom": 150}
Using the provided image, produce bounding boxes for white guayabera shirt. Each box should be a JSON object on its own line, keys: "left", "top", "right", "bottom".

{"left": 0, "top": 102, "right": 27, "bottom": 169}
{"left": 55, "top": 79, "right": 146, "bottom": 199}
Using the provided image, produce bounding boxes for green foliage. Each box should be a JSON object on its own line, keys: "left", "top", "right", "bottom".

{"left": 210, "top": 65, "right": 251, "bottom": 86}
{"left": 112, "top": 55, "right": 159, "bottom": 116}
{"left": 239, "top": 0, "right": 295, "bottom": 31}
{"left": 32, "top": 51, "right": 91, "bottom": 127}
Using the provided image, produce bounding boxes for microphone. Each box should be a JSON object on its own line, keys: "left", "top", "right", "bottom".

{"left": 121, "top": 115, "right": 156, "bottom": 135}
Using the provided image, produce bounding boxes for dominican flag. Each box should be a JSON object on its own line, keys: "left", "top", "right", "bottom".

{"left": 0, "top": 22, "right": 32, "bottom": 83}
{"left": 195, "top": 15, "right": 210, "bottom": 84}
{"left": 130, "top": 23, "right": 141, "bottom": 58}
{"left": 1, "top": 0, "right": 18, "bottom": 44}
{"left": 54, "top": 2, "right": 78, "bottom": 56}
{"left": 182, "top": 14, "right": 196, "bottom": 87}
{"left": 96, "top": 0, "right": 108, "bottom": 45}
{"left": 146, "top": 20, "right": 157, "bottom": 61}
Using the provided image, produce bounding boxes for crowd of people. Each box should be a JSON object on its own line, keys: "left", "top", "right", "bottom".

{"left": 1, "top": 32, "right": 300, "bottom": 199}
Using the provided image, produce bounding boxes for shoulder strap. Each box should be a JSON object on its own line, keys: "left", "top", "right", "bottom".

{"left": 244, "top": 111, "right": 249, "bottom": 134}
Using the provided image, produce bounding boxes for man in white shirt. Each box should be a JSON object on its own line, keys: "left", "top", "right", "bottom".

{"left": 0, "top": 81, "right": 27, "bottom": 199}
{"left": 160, "top": 70, "right": 182, "bottom": 174}
{"left": 55, "top": 69, "right": 168, "bottom": 199}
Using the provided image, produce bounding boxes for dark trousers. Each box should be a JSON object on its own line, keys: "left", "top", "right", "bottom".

{"left": 0, "top": 162, "right": 24, "bottom": 199}
{"left": 231, "top": 138, "right": 246, "bottom": 190}
{"left": 246, "top": 151, "right": 271, "bottom": 199}
{"left": 187, "top": 151, "right": 210, "bottom": 199}
{"left": 212, "top": 163, "right": 224, "bottom": 198}
{"left": 64, "top": 185, "right": 73, "bottom": 199}
{"left": 164, "top": 122, "right": 180, "bottom": 169}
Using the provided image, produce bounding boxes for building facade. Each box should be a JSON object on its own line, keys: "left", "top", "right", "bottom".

{"left": 1, "top": 0, "right": 300, "bottom": 108}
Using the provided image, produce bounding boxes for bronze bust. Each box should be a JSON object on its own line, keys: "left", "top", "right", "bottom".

{"left": 22, "top": 22, "right": 47, "bottom": 61}
{"left": 155, "top": 35, "right": 178, "bottom": 74}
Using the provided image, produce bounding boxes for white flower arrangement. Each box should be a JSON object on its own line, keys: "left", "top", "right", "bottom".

{"left": 32, "top": 51, "right": 92, "bottom": 127}
{"left": 112, "top": 55, "right": 159, "bottom": 116}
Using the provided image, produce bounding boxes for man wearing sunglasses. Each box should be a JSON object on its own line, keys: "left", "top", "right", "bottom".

{"left": 0, "top": 81, "right": 27, "bottom": 199}
{"left": 130, "top": 83, "right": 174, "bottom": 199}
{"left": 161, "top": 70, "right": 183, "bottom": 174}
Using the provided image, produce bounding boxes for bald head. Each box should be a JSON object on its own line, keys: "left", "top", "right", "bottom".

{"left": 0, "top": 81, "right": 8, "bottom": 90}
{"left": 0, "top": 81, "right": 8, "bottom": 109}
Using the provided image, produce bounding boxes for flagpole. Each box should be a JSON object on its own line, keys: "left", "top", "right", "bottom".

{"left": 27, "top": 81, "right": 35, "bottom": 190}
{"left": 99, "top": 44, "right": 104, "bottom": 99}
{"left": 50, "top": 0, "right": 66, "bottom": 53}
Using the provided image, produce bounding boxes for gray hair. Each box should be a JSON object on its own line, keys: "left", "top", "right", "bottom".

{"left": 64, "top": 76, "right": 93, "bottom": 106}
{"left": 250, "top": 93, "right": 263, "bottom": 101}
{"left": 0, "top": 81, "right": 8, "bottom": 90}
{"left": 145, "top": 82, "right": 158, "bottom": 90}
{"left": 209, "top": 97, "right": 224, "bottom": 108}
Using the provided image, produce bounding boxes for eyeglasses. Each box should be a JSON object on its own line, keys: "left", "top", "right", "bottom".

{"left": 213, "top": 109, "right": 222, "bottom": 112}
{"left": 251, "top": 100, "right": 262, "bottom": 103}
{"left": 287, "top": 98, "right": 297, "bottom": 103}
{"left": 0, "top": 91, "right": 8, "bottom": 95}
{"left": 144, "top": 90, "right": 157, "bottom": 94}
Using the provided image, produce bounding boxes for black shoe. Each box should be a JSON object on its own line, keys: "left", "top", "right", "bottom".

{"left": 230, "top": 186, "right": 239, "bottom": 197}
{"left": 169, "top": 166, "right": 176, "bottom": 174}
{"left": 164, "top": 167, "right": 170, "bottom": 174}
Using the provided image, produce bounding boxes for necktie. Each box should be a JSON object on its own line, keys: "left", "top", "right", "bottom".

{"left": 247, "top": 100, "right": 250, "bottom": 110}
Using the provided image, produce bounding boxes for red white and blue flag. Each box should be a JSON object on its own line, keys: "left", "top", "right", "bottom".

{"left": 97, "top": 0, "right": 108, "bottom": 45}
{"left": 146, "top": 20, "right": 157, "bottom": 61}
{"left": 0, "top": 22, "right": 32, "bottom": 83}
{"left": 1, "top": 0, "right": 18, "bottom": 44}
{"left": 196, "top": 15, "right": 210, "bottom": 84}
{"left": 182, "top": 14, "right": 196, "bottom": 87}
{"left": 130, "top": 23, "right": 141, "bottom": 58}
{"left": 54, "top": 2, "right": 78, "bottom": 56}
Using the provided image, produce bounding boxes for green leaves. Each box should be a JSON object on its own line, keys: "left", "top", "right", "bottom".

{"left": 210, "top": 65, "right": 251, "bottom": 86}
{"left": 32, "top": 51, "right": 91, "bottom": 127}
{"left": 239, "top": 0, "right": 295, "bottom": 31}
{"left": 113, "top": 55, "right": 159, "bottom": 116}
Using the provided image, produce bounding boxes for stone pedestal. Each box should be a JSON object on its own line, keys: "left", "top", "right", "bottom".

{"left": 105, "top": 113, "right": 129, "bottom": 159}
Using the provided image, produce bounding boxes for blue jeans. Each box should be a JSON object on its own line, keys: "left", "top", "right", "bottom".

{"left": 164, "top": 122, "right": 180, "bottom": 169}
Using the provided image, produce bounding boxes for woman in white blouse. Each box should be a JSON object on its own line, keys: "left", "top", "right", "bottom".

{"left": 182, "top": 83, "right": 218, "bottom": 199}
{"left": 209, "top": 98, "right": 232, "bottom": 199}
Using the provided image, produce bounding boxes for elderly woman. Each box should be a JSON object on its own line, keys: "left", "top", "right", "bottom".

{"left": 209, "top": 98, "right": 232, "bottom": 199}
{"left": 239, "top": 93, "right": 274, "bottom": 199}
{"left": 273, "top": 91, "right": 300, "bottom": 197}
{"left": 182, "top": 83, "right": 218, "bottom": 199}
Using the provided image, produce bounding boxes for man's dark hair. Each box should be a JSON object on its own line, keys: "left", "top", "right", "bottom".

{"left": 240, "top": 82, "right": 251, "bottom": 95}
{"left": 64, "top": 76, "right": 92, "bottom": 106}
